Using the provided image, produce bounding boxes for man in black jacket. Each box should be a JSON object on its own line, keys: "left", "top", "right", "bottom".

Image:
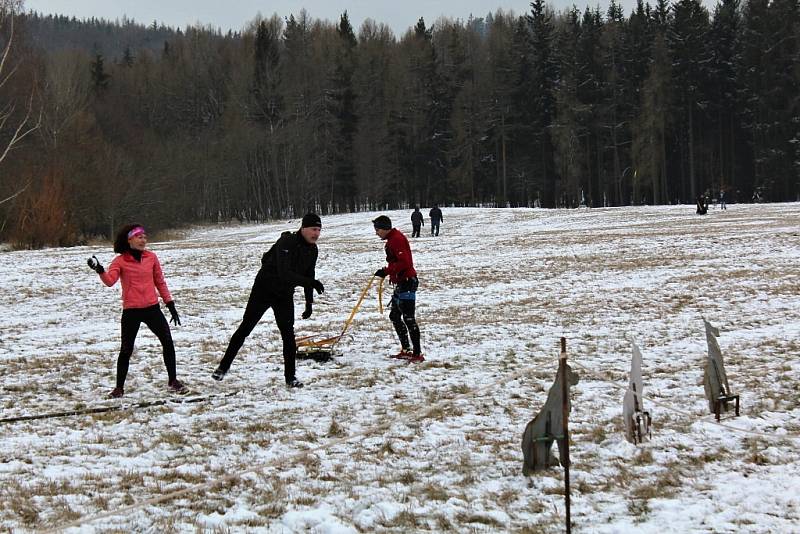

{"left": 410, "top": 206, "right": 424, "bottom": 238}
{"left": 429, "top": 204, "right": 443, "bottom": 236}
{"left": 212, "top": 213, "right": 324, "bottom": 388}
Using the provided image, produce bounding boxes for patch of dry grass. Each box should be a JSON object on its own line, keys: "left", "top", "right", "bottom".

{"left": 327, "top": 418, "right": 346, "bottom": 438}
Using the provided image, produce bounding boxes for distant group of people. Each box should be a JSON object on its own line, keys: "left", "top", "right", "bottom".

{"left": 696, "top": 189, "right": 728, "bottom": 215}
{"left": 88, "top": 212, "right": 425, "bottom": 398}
{"left": 410, "top": 204, "right": 444, "bottom": 237}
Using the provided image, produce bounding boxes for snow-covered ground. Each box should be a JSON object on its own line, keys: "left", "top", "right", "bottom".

{"left": 1, "top": 204, "right": 798, "bottom": 533}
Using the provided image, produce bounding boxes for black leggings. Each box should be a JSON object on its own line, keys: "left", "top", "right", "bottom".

{"left": 389, "top": 277, "right": 421, "bottom": 354}
{"left": 218, "top": 287, "right": 296, "bottom": 382}
{"left": 117, "top": 305, "right": 176, "bottom": 388}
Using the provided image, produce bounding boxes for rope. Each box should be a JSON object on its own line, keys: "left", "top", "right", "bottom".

{"left": 297, "top": 275, "right": 381, "bottom": 351}
{"left": 378, "top": 276, "right": 384, "bottom": 314}
{"left": 0, "top": 391, "right": 242, "bottom": 425}
{"left": 37, "top": 350, "right": 800, "bottom": 530}
{"left": 569, "top": 359, "right": 800, "bottom": 441}
{"left": 16, "top": 278, "right": 383, "bottom": 425}
{"left": 42, "top": 363, "right": 539, "bottom": 532}
{"left": 336, "top": 275, "right": 377, "bottom": 341}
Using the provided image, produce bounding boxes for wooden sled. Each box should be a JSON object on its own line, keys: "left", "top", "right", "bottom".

{"left": 295, "top": 276, "right": 383, "bottom": 362}
{"left": 296, "top": 334, "right": 343, "bottom": 362}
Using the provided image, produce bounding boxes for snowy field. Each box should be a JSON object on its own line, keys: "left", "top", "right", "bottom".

{"left": 1, "top": 203, "right": 799, "bottom": 533}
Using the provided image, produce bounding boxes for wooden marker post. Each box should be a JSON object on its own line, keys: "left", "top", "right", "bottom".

{"left": 560, "top": 337, "right": 571, "bottom": 533}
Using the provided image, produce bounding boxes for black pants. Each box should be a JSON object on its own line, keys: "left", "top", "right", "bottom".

{"left": 431, "top": 221, "right": 440, "bottom": 236}
{"left": 117, "top": 305, "right": 176, "bottom": 388}
{"left": 218, "top": 285, "right": 296, "bottom": 382}
{"left": 389, "top": 277, "right": 421, "bottom": 355}
{"left": 412, "top": 224, "right": 421, "bottom": 238}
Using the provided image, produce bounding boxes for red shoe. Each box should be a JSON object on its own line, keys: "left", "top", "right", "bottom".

{"left": 407, "top": 354, "right": 425, "bottom": 363}
{"left": 390, "top": 349, "right": 414, "bottom": 360}
{"left": 108, "top": 387, "right": 124, "bottom": 399}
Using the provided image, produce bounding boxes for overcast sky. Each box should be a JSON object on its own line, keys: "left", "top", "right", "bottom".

{"left": 25, "top": 0, "right": 644, "bottom": 36}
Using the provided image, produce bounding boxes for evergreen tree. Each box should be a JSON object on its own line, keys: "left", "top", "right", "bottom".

{"left": 552, "top": 7, "right": 586, "bottom": 207}
{"left": 398, "top": 17, "right": 448, "bottom": 204}
{"left": 485, "top": 11, "right": 516, "bottom": 205}
{"left": 121, "top": 45, "right": 135, "bottom": 67}
{"left": 527, "top": 0, "right": 558, "bottom": 206}
{"left": 577, "top": 6, "right": 604, "bottom": 206}
{"left": 765, "top": 0, "right": 800, "bottom": 200}
{"left": 632, "top": 27, "right": 673, "bottom": 205}
{"left": 668, "top": 0, "right": 711, "bottom": 201}
{"left": 622, "top": 0, "right": 652, "bottom": 203}
{"left": 507, "top": 16, "right": 536, "bottom": 205}
{"left": 600, "top": 0, "right": 628, "bottom": 205}
{"left": 90, "top": 46, "right": 110, "bottom": 94}
{"left": 443, "top": 20, "right": 490, "bottom": 204}
{"left": 708, "top": 0, "right": 742, "bottom": 199}
{"left": 353, "top": 19, "right": 400, "bottom": 208}
{"left": 331, "top": 11, "right": 358, "bottom": 211}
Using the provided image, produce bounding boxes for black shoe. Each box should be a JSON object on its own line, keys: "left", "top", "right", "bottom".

{"left": 286, "top": 378, "right": 304, "bottom": 389}
{"left": 211, "top": 368, "right": 226, "bottom": 381}
{"left": 168, "top": 378, "right": 188, "bottom": 394}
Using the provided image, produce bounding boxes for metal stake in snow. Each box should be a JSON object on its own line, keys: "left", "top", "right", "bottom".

{"left": 520, "top": 337, "right": 577, "bottom": 533}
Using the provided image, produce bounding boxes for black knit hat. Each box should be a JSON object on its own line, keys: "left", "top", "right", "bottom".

{"left": 372, "top": 215, "right": 392, "bottom": 230}
{"left": 301, "top": 213, "right": 322, "bottom": 228}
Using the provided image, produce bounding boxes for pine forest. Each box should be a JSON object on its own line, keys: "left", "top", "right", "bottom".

{"left": 0, "top": 0, "right": 798, "bottom": 247}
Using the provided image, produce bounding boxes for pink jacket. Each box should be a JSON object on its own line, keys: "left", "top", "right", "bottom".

{"left": 99, "top": 250, "right": 173, "bottom": 309}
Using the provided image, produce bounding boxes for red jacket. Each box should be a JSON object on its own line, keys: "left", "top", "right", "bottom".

{"left": 383, "top": 228, "right": 417, "bottom": 283}
{"left": 99, "top": 250, "right": 173, "bottom": 309}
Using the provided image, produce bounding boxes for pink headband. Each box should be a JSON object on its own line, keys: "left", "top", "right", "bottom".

{"left": 127, "top": 226, "right": 146, "bottom": 239}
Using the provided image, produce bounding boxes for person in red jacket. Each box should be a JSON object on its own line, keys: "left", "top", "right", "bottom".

{"left": 87, "top": 223, "right": 186, "bottom": 398}
{"left": 372, "top": 215, "right": 424, "bottom": 362}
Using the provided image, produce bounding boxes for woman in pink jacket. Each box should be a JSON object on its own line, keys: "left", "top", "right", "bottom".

{"left": 88, "top": 223, "right": 186, "bottom": 398}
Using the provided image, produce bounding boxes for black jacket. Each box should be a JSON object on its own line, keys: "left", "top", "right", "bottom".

{"left": 255, "top": 231, "right": 317, "bottom": 303}
{"left": 411, "top": 211, "right": 424, "bottom": 226}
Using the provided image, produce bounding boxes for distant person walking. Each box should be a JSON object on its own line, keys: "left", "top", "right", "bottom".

{"left": 372, "top": 215, "right": 424, "bottom": 362}
{"left": 410, "top": 206, "right": 424, "bottom": 238}
{"left": 429, "top": 204, "right": 443, "bottom": 236}
{"left": 212, "top": 213, "right": 324, "bottom": 388}
{"left": 696, "top": 195, "right": 708, "bottom": 215}
{"left": 87, "top": 223, "right": 186, "bottom": 398}
{"left": 719, "top": 189, "right": 727, "bottom": 210}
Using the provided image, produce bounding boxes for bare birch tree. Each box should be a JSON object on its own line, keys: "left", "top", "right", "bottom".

{"left": 0, "top": 0, "right": 40, "bottom": 205}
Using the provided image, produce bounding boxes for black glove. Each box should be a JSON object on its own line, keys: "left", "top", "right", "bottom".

{"left": 312, "top": 279, "right": 325, "bottom": 294}
{"left": 302, "top": 302, "right": 312, "bottom": 319}
{"left": 166, "top": 301, "right": 181, "bottom": 326}
{"left": 87, "top": 255, "right": 104, "bottom": 274}
{"left": 374, "top": 268, "right": 387, "bottom": 278}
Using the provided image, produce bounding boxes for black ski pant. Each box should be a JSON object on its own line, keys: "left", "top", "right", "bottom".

{"left": 389, "top": 277, "right": 421, "bottom": 355}
{"left": 412, "top": 224, "right": 421, "bottom": 238}
{"left": 218, "top": 286, "right": 296, "bottom": 382}
{"left": 430, "top": 220, "right": 440, "bottom": 236}
{"left": 117, "top": 304, "right": 176, "bottom": 388}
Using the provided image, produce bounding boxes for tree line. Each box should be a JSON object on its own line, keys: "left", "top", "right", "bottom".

{"left": 0, "top": 0, "right": 798, "bottom": 247}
